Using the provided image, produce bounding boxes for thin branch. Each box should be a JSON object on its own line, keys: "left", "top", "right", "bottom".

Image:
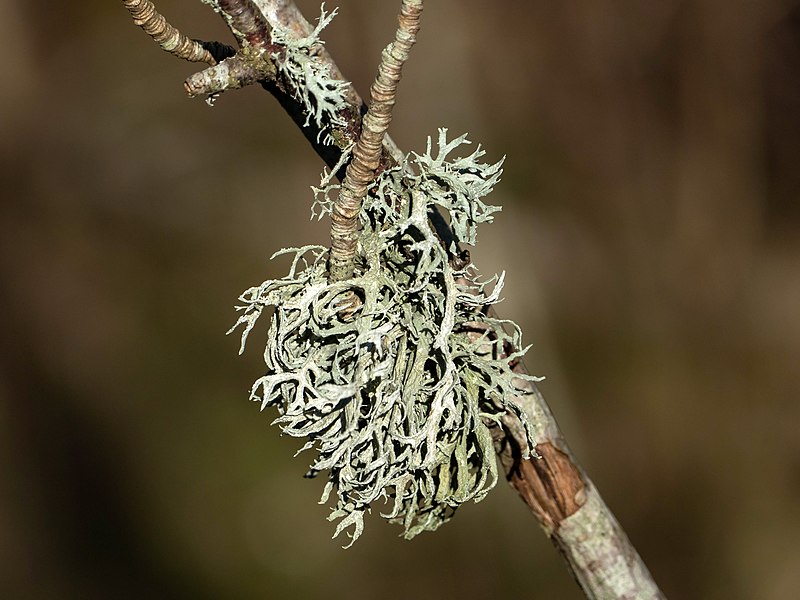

{"left": 329, "top": 0, "right": 423, "bottom": 281}
{"left": 184, "top": 50, "right": 275, "bottom": 97}
{"left": 123, "top": 0, "right": 233, "bottom": 65}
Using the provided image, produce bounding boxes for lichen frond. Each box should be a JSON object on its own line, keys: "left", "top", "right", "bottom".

{"left": 270, "top": 4, "right": 349, "bottom": 138}
{"left": 231, "top": 132, "right": 539, "bottom": 547}
{"left": 413, "top": 128, "right": 504, "bottom": 249}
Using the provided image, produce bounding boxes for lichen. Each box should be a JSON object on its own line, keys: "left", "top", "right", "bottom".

{"left": 230, "top": 129, "right": 540, "bottom": 546}
{"left": 270, "top": 4, "right": 349, "bottom": 142}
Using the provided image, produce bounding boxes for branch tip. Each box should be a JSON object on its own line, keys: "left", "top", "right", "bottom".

{"left": 185, "top": 51, "right": 276, "bottom": 98}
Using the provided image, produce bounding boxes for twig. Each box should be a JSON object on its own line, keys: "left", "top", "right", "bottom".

{"left": 123, "top": 0, "right": 234, "bottom": 65}
{"left": 328, "top": 0, "right": 423, "bottom": 281}
{"left": 184, "top": 51, "right": 275, "bottom": 97}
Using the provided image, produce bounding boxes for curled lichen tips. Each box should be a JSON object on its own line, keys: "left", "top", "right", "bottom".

{"left": 330, "top": 508, "right": 365, "bottom": 549}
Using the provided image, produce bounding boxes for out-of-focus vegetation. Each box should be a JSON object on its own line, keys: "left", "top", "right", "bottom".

{"left": 1, "top": 1, "right": 798, "bottom": 598}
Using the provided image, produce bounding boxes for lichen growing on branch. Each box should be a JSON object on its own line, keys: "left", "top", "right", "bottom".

{"left": 230, "top": 130, "right": 540, "bottom": 546}
{"left": 270, "top": 4, "right": 349, "bottom": 139}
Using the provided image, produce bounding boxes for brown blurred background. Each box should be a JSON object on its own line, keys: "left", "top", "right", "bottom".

{"left": 2, "top": 1, "right": 799, "bottom": 598}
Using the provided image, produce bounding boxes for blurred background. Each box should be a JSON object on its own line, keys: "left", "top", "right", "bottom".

{"left": 2, "top": 1, "right": 799, "bottom": 598}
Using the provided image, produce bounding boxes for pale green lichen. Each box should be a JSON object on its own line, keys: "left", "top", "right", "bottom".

{"left": 270, "top": 4, "right": 349, "bottom": 141}
{"left": 231, "top": 130, "right": 540, "bottom": 546}
{"left": 412, "top": 129, "right": 503, "bottom": 249}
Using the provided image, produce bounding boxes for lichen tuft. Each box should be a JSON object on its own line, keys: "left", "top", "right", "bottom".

{"left": 230, "top": 131, "right": 540, "bottom": 546}
{"left": 270, "top": 4, "right": 350, "bottom": 143}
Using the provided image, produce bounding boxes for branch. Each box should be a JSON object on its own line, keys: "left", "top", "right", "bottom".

{"left": 329, "top": 0, "right": 422, "bottom": 281}
{"left": 184, "top": 50, "right": 275, "bottom": 98}
{"left": 216, "top": 0, "right": 273, "bottom": 47}
{"left": 124, "top": 1, "right": 665, "bottom": 597}
{"left": 123, "top": 0, "right": 235, "bottom": 64}
{"left": 496, "top": 334, "right": 664, "bottom": 599}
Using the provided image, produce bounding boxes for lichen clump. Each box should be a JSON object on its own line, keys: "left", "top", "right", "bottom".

{"left": 271, "top": 5, "right": 349, "bottom": 139}
{"left": 231, "top": 130, "right": 538, "bottom": 546}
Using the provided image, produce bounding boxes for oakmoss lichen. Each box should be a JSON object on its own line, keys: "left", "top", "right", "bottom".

{"left": 230, "top": 130, "right": 539, "bottom": 546}
{"left": 270, "top": 4, "right": 349, "bottom": 141}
